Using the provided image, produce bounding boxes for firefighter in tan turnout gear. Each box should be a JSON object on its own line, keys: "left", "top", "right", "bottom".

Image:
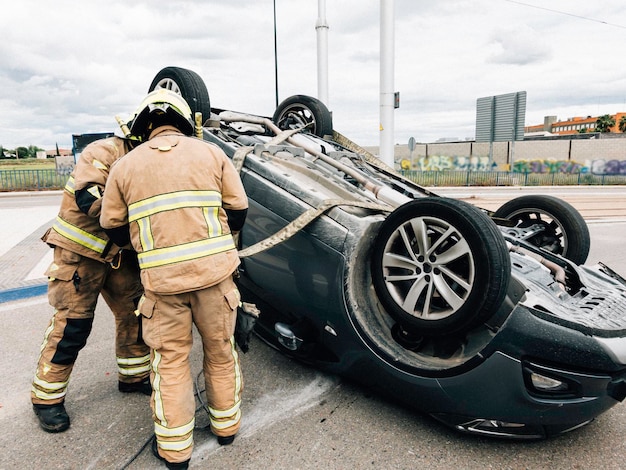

{"left": 101, "top": 89, "right": 248, "bottom": 470}
{"left": 31, "top": 136, "right": 151, "bottom": 433}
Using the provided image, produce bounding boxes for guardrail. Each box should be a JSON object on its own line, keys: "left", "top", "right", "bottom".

{"left": 1, "top": 169, "right": 626, "bottom": 192}
{"left": 0, "top": 170, "right": 68, "bottom": 191}
{"left": 400, "top": 170, "right": 626, "bottom": 187}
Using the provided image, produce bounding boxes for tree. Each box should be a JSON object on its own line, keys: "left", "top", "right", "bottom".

{"left": 619, "top": 116, "right": 626, "bottom": 133}
{"left": 26, "top": 145, "right": 44, "bottom": 158}
{"left": 15, "top": 147, "right": 29, "bottom": 159}
{"left": 595, "top": 114, "right": 616, "bottom": 133}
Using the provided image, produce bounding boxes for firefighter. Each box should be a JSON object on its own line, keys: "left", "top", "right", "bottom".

{"left": 31, "top": 134, "right": 151, "bottom": 433}
{"left": 100, "top": 89, "right": 248, "bottom": 469}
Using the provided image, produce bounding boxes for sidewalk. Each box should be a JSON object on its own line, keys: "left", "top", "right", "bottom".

{"left": 0, "top": 192, "right": 60, "bottom": 302}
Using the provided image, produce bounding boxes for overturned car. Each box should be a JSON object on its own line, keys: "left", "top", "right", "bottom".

{"left": 148, "top": 66, "right": 626, "bottom": 439}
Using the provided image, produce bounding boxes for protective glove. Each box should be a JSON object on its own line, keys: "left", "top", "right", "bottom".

{"left": 235, "top": 302, "right": 260, "bottom": 353}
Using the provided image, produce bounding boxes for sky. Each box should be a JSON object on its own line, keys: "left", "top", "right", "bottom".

{"left": 2, "top": 0, "right": 626, "bottom": 151}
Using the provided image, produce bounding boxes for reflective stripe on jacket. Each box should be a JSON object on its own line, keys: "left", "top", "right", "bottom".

{"left": 129, "top": 190, "right": 236, "bottom": 269}
{"left": 100, "top": 126, "right": 248, "bottom": 294}
{"left": 43, "top": 137, "right": 129, "bottom": 262}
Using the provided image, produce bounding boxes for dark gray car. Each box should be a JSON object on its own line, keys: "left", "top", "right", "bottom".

{"left": 148, "top": 66, "right": 626, "bottom": 440}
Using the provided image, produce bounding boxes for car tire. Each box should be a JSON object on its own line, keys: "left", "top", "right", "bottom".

{"left": 273, "top": 95, "right": 333, "bottom": 138}
{"left": 371, "top": 197, "right": 511, "bottom": 336}
{"left": 493, "top": 195, "right": 590, "bottom": 264}
{"left": 149, "top": 66, "right": 211, "bottom": 121}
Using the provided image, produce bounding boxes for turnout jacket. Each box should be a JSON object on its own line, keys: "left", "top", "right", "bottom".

{"left": 100, "top": 126, "right": 248, "bottom": 294}
{"left": 44, "top": 137, "right": 129, "bottom": 263}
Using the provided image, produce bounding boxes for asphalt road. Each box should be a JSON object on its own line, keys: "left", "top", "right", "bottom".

{"left": 434, "top": 185, "right": 626, "bottom": 220}
{"left": 2, "top": 188, "right": 626, "bottom": 469}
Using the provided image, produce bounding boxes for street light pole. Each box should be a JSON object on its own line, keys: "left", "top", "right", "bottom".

{"left": 273, "top": 0, "right": 279, "bottom": 108}
{"left": 379, "top": 0, "right": 395, "bottom": 168}
{"left": 316, "top": 0, "right": 329, "bottom": 106}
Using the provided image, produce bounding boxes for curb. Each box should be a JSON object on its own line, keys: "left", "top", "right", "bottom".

{"left": 0, "top": 282, "right": 47, "bottom": 304}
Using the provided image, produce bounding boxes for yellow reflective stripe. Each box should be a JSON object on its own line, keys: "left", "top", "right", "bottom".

{"left": 210, "top": 409, "right": 241, "bottom": 430}
{"left": 118, "top": 364, "right": 151, "bottom": 376}
{"left": 117, "top": 351, "right": 151, "bottom": 375}
{"left": 92, "top": 159, "right": 107, "bottom": 170}
{"left": 87, "top": 185, "right": 101, "bottom": 199}
{"left": 52, "top": 217, "right": 107, "bottom": 253}
{"left": 117, "top": 354, "right": 151, "bottom": 366}
{"left": 138, "top": 217, "right": 154, "bottom": 252}
{"left": 32, "top": 373, "right": 69, "bottom": 400}
{"left": 138, "top": 235, "right": 235, "bottom": 269}
{"left": 64, "top": 176, "right": 75, "bottom": 195}
{"left": 203, "top": 206, "right": 221, "bottom": 237}
{"left": 31, "top": 385, "right": 66, "bottom": 401}
{"left": 128, "top": 190, "right": 221, "bottom": 222}
{"left": 156, "top": 435, "right": 194, "bottom": 452}
{"left": 209, "top": 337, "right": 242, "bottom": 430}
{"left": 33, "top": 375, "right": 68, "bottom": 392}
{"left": 231, "top": 335, "right": 243, "bottom": 407}
{"left": 155, "top": 418, "right": 195, "bottom": 438}
{"left": 209, "top": 399, "right": 241, "bottom": 419}
{"left": 40, "top": 316, "right": 56, "bottom": 353}
{"left": 152, "top": 350, "right": 166, "bottom": 427}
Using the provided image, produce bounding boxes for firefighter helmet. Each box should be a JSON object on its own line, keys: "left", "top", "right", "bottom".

{"left": 129, "top": 89, "right": 194, "bottom": 141}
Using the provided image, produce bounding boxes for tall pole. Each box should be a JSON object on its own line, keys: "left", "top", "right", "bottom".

{"left": 379, "top": 0, "right": 395, "bottom": 167}
{"left": 316, "top": 0, "right": 329, "bottom": 106}
{"left": 273, "top": 0, "right": 279, "bottom": 107}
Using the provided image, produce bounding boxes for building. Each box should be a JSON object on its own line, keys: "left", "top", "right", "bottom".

{"left": 45, "top": 148, "right": 73, "bottom": 158}
{"left": 525, "top": 113, "right": 626, "bottom": 136}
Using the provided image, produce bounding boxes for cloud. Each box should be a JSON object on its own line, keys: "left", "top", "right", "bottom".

{"left": 1, "top": 0, "right": 626, "bottom": 149}
{"left": 487, "top": 25, "right": 551, "bottom": 65}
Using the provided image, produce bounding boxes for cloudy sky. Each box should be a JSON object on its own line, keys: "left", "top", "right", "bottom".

{"left": 2, "top": 0, "right": 626, "bottom": 151}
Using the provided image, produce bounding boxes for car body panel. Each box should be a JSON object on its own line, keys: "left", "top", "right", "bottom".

{"left": 200, "top": 121, "right": 626, "bottom": 439}
{"left": 177, "top": 85, "right": 626, "bottom": 439}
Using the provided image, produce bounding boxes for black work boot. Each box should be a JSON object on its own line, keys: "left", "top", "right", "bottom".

{"left": 118, "top": 377, "right": 152, "bottom": 396}
{"left": 151, "top": 436, "right": 190, "bottom": 469}
{"left": 206, "top": 425, "right": 236, "bottom": 445}
{"left": 33, "top": 402, "right": 70, "bottom": 433}
{"left": 217, "top": 434, "right": 236, "bottom": 446}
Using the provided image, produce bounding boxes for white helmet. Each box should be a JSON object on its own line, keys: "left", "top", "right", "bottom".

{"left": 129, "top": 89, "right": 194, "bottom": 141}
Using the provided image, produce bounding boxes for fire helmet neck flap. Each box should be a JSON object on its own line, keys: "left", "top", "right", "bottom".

{"left": 129, "top": 89, "right": 194, "bottom": 142}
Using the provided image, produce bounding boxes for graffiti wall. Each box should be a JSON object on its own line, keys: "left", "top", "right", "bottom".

{"left": 402, "top": 155, "right": 498, "bottom": 172}
{"left": 513, "top": 158, "right": 626, "bottom": 174}
{"left": 589, "top": 159, "right": 626, "bottom": 175}
{"left": 403, "top": 155, "right": 626, "bottom": 175}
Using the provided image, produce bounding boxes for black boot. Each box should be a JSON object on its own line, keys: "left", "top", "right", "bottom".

{"left": 206, "top": 425, "right": 236, "bottom": 445}
{"left": 33, "top": 402, "right": 70, "bottom": 433}
{"left": 118, "top": 377, "right": 152, "bottom": 396}
{"left": 217, "top": 434, "right": 236, "bottom": 446}
{"left": 151, "top": 436, "right": 190, "bottom": 469}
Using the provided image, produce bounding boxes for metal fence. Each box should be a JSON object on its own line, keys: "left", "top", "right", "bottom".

{"left": 1, "top": 169, "right": 626, "bottom": 192}
{"left": 0, "top": 170, "right": 69, "bottom": 191}
{"left": 399, "top": 170, "right": 626, "bottom": 187}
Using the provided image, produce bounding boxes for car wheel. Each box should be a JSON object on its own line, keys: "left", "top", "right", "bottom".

{"left": 273, "top": 95, "right": 333, "bottom": 138}
{"left": 493, "top": 195, "right": 590, "bottom": 264}
{"left": 371, "top": 198, "right": 511, "bottom": 336}
{"left": 149, "top": 66, "right": 211, "bottom": 120}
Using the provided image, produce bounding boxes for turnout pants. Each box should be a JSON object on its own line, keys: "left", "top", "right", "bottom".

{"left": 31, "top": 247, "right": 149, "bottom": 405}
{"left": 139, "top": 276, "right": 242, "bottom": 464}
